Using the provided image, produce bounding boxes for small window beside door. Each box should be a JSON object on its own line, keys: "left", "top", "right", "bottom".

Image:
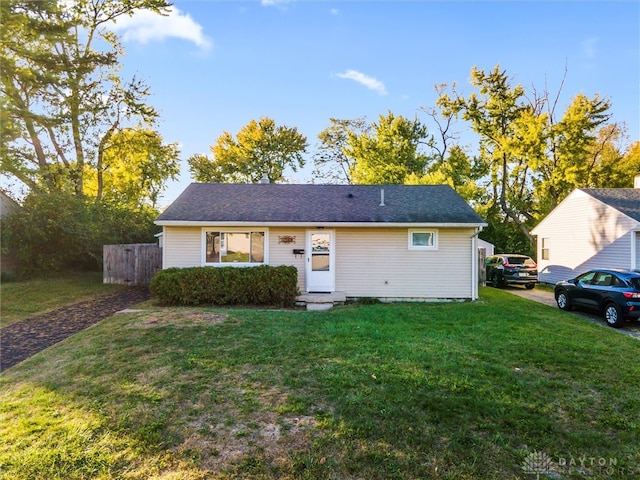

{"left": 409, "top": 229, "right": 438, "bottom": 250}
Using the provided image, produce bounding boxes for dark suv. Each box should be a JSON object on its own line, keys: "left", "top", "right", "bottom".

{"left": 485, "top": 254, "right": 538, "bottom": 289}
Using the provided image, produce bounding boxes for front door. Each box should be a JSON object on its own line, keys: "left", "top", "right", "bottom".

{"left": 306, "top": 230, "right": 335, "bottom": 293}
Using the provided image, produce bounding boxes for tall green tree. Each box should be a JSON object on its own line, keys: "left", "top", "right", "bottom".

{"left": 84, "top": 128, "right": 180, "bottom": 208}
{"left": 312, "top": 117, "right": 368, "bottom": 184}
{"left": 0, "top": 0, "right": 170, "bottom": 196}
{"left": 346, "top": 111, "right": 430, "bottom": 184}
{"left": 188, "top": 117, "right": 308, "bottom": 183}
{"left": 532, "top": 92, "right": 612, "bottom": 212}
{"left": 436, "top": 65, "right": 616, "bottom": 248}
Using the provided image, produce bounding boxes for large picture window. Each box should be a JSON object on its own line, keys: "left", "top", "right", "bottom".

{"left": 408, "top": 229, "right": 438, "bottom": 250}
{"left": 205, "top": 231, "right": 265, "bottom": 265}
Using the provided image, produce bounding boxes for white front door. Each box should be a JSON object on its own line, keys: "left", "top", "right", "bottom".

{"left": 306, "top": 230, "right": 335, "bottom": 293}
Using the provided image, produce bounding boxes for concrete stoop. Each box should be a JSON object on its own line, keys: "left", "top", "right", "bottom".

{"left": 295, "top": 292, "right": 347, "bottom": 311}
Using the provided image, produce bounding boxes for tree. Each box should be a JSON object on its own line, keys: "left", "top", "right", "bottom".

{"left": 436, "top": 65, "right": 615, "bottom": 248}
{"left": 83, "top": 128, "right": 180, "bottom": 208}
{"left": 312, "top": 117, "right": 368, "bottom": 184}
{"left": 405, "top": 145, "right": 486, "bottom": 203}
{"left": 188, "top": 117, "right": 308, "bottom": 183}
{"left": 0, "top": 0, "right": 170, "bottom": 197}
{"left": 346, "top": 111, "right": 430, "bottom": 184}
{"left": 532, "top": 90, "right": 613, "bottom": 213}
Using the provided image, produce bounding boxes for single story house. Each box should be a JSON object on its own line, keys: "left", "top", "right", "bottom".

{"left": 155, "top": 183, "right": 487, "bottom": 301}
{"left": 531, "top": 184, "right": 640, "bottom": 285}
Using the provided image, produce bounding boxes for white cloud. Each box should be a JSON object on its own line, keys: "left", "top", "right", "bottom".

{"left": 334, "top": 69, "right": 387, "bottom": 96}
{"left": 261, "top": 0, "right": 292, "bottom": 6}
{"left": 109, "top": 6, "right": 212, "bottom": 51}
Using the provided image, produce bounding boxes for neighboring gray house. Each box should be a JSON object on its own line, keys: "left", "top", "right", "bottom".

{"left": 155, "top": 183, "right": 487, "bottom": 301}
{"left": 531, "top": 186, "right": 640, "bottom": 284}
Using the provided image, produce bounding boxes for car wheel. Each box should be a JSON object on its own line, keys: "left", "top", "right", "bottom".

{"left": 604, "top": 302, "right": 623, "bottom": 328}
{"left": 491, "top": 274, "right": 501, "bottom": 288}
{"left": 525, "top": 283, "right": 535, "bottom": 290}
{"left": 556, "top": 291, "right": 572, "bottom": 311}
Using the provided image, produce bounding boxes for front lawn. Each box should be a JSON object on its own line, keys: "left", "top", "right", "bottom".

{"left": 1, "top": 288, "right": 639, "bottom": 479}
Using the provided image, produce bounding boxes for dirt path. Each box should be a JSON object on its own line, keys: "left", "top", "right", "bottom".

{"left": 0, "top": 288, "right": 150, "bottom": 372}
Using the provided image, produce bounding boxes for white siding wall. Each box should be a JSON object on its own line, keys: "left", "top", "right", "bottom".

{"left": 532, "top": 190, "right": 640, "bottom": 284}
{"left": 162, "top": 226, "right": 201, "bottom": 268}
{"left": 161, "top": 225, "right": 476, "bottom": 299}
{"left": 268, "top": 228, "right": 306, "bottom": 292}
{"left": 335, "top": 227, "right": 474, "bottom": 299}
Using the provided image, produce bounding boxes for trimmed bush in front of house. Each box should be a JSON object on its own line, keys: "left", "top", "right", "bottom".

{"left": 149, "top": 265, "right": 299, "bottom": 307}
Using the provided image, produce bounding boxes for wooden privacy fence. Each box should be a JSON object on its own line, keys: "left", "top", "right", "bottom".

{"left": 478, "top": 247, "right": 487, "bottom": 286}
{"left": 103, "top": 243, "right": 162, "bottom": 286}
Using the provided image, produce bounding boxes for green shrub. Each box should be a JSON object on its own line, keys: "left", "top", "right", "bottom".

{"left": 149, "top": 265, "right": 299, "bottom": 308}
{"left": 3, "top": 191, "right": 159, "bottom": 276}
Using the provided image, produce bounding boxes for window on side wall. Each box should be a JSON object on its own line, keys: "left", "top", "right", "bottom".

{"left": 408, "top": 229, "right": 438, "bottom": 250}
{"left": 204, "top": 231, "right": 266, "bottom": 265}
{"left": 541, "top": 237, "right": 550, "bottom": 260}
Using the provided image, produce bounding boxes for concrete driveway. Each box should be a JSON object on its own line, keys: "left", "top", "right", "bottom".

{"left": 500, "top": 285, "right": 640, "bottom": 340}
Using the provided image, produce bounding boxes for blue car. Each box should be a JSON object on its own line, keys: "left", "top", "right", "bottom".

{"left": 554, "top": 269, "right": 640, "bottom": 328}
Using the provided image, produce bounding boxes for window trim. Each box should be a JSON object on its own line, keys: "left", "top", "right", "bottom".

{"left": 541, "top": 237, "right": 550, "bottom": 261}
{"left": 202, "top": 228, "right": 269, "bottom": 266}
{"left": 408, "top": 229, "right": 438, "bottom": 251}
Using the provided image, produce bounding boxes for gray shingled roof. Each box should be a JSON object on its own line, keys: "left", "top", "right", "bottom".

{"left": 156, "top": 183, "right": 486, "bottom": 225}
{"left": 581, "top": 188, "right": 640, "bottom": 222}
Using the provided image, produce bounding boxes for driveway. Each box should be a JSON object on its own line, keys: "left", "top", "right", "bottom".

{"left": 502, "top": 285, "right": 640, "bottom": 340}
{"left": 0, "top": 288, "right": 151, "bottom": 372}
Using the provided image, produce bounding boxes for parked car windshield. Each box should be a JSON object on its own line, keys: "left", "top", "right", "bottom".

{"left": 629, "top": 277, "right": 640, "bottom": 290}
{"left": 505, "top": 256, "right": 535, "bottom": 266}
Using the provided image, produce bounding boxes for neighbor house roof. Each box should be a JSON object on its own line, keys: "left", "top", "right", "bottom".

{"left": 581, "top": 188, "right": 640, "bottom": 223}
{"left": 156, "top": 183, "right": 486, "bottom": 227}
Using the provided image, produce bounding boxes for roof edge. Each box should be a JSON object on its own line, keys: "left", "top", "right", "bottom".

{"left": 156, "top": 220, "right": 488, "bottom": 228}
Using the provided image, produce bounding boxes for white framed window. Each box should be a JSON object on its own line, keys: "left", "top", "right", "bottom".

{"left": 203, "top": 229, "right": 268, "bottom": 266}
{"left": 541, "top": 237, "right": 550, "bottom": 260}
{"left": 408, "top": 229, "right": 438, "bottom": 250}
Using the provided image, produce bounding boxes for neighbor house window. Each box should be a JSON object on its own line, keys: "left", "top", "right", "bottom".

{"left": 541, "top": 237, "right": 550, "bottom": 260}
{"left": 204, "top": 231, "right": 266, "bottom": 265}
{"left": 408, "top": 229, "right": 438, "bottom": 250}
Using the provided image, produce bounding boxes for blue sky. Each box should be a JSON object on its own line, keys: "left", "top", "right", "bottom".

{"left": 107, "top": 0, "right": 640, "bottom": 207}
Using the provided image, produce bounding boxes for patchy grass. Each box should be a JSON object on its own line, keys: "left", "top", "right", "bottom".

{"left": 1, "top": 288, "right": 640, "bottom": 479}
{"left": 0, "top": 272, "right": 123, "bottom": 327}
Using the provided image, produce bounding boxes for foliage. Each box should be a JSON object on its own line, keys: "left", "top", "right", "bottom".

{"left": 346, "top": 111, "right": 430, "bottom": 184}
{"left": 0, "top": 0, "right": 171, "bottom": 197}
{"left": 149, "top": 265, "right": 299, "bottom": 307}
{"left": 435, "top": 64, "right": 633, "bottom": 250}
{"left": 312, "top": 117, "right": 368, "bottom": 184}
{"left": 188, "top": 117, "right": 308, "bottom": 183}
{"left": 2, "top": 191, "right": 159, "bottom": 275}
{"left": 83, "top": 128, "right": 181, "bottom": 208}
{"left": 1, "top": 289, "right": 639, "bottom": 478}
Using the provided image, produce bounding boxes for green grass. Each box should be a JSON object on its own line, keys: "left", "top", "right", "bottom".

{"left": 0, "top": 272, "right": 123, "bottom": 327}
{"left": 1, "top": 288, "right": 639, "bottom": 479}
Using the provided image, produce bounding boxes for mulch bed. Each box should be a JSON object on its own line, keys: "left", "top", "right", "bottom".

{"left": 0, "top": 288, "right": 151, "bottom": 372}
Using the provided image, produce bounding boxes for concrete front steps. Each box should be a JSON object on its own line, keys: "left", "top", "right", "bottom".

{"left": 295, "top": 291, "right": 347, "bottom": 311}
